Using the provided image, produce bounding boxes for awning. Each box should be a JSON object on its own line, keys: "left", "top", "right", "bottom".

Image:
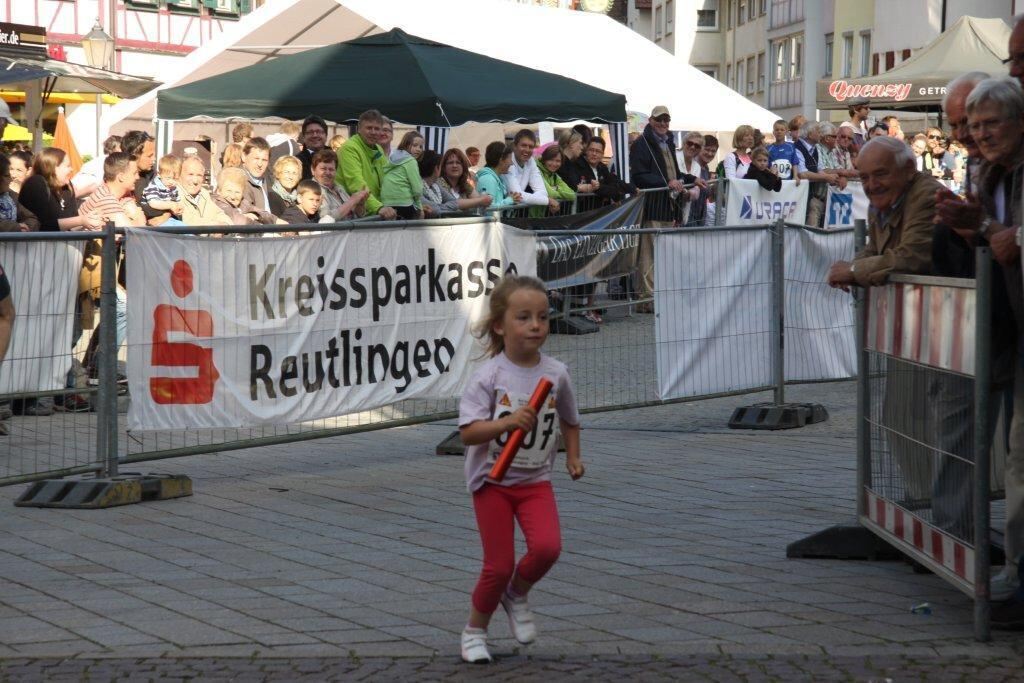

{"left": 0, "top": 55, "right": 159, "bottom": 99}
{"left": 1, "top": 124, "right": 53, "bottom": 143}
{"left": 815, "top": 16, "right": 1010, "bottom": 110}
{"left": 0, "top": 91, "right": 120, "bottom": 105}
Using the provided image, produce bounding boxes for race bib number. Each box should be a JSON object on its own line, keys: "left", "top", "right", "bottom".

{"left": 771, "top": 159, "right": 793, "bottom": 179}
{"left": 487, "top": 388, "right": 559, "bottom": 470}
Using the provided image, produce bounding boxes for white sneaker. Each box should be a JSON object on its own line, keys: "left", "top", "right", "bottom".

{"left": 500, "top": 590, "right": 537, "bottom": 644}
{"left": 991, "top": 566, "right": 1021, "bottom": 602}
{"left": 460, "top": 627, "right": 492, "bottom": 663}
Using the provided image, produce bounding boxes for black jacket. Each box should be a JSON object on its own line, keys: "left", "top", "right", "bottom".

{"left": 575, "top": 156, "right": 636, "bottom": 212}
{"left": 280, "top": 205, "right": 319, "bottom": 225}
{"left": 629, "top": 124, "right": 695, "bottom": 222}
{"left": 744, "top": 165, "right": 782, "bottom": 192}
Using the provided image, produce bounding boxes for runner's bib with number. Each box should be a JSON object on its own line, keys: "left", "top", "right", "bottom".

{"left": 487, "top": 388, "right": 560, "bottom": 470}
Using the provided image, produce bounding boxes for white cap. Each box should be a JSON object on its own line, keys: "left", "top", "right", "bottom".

{"left": 0, "top": 99, "right": 15, "bottom": 125}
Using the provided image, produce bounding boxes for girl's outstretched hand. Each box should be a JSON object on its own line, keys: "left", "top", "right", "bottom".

{"left": 566, "top": 457, "right": 585, "bottom": 480}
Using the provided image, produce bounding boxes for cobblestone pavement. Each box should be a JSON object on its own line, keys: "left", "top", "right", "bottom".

{"left": 2, "top": 382, "right": 1023, "bottom": 680}
{"left": 3, "top": 653, "right": 1024, "bottom": 682}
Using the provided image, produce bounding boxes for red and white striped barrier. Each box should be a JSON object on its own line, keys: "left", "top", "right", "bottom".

{"left": 866, "top": 282, "right": 975, "bottom": 376}
{"left": 863, "top": 490, "right": 974, "bottom": 593}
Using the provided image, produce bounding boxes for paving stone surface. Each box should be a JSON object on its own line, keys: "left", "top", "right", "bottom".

{"left": 2, "top": 381, "right": 1023, "bottom": 679}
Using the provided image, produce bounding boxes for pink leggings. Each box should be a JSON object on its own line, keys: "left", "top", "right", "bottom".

{"left": 471, "top": 481, "right": 562, "bottom": 615}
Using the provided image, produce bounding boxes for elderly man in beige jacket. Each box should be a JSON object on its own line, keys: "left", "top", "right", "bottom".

{"left": 827, "top": 136, "right": 943, "bottom": 290}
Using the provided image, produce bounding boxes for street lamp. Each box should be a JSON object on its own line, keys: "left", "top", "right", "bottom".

{"left": 81, "top": 19, "right": 114, "bottom": 71}
{"left": 81, "top": 19, "right": 115, "bottom": 157}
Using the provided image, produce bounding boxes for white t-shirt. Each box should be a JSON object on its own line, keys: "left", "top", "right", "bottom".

{"left": 459, "top": 351, "right": 579, "bottom": 492}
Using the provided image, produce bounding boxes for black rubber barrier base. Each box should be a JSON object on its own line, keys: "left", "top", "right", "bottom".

{"left": 550, "top": 315, "right": 599, "bottom": 336}
{"left": 435, "top": 430, "right": 566, "bottom": 457}
{"left": 786, "top": 524, "right": 903, "bottom": 561}
{"left": 788, "top": 523, "right": 1007, "bottom": 566}
{"left": 15, "top": 473, "right": 192, "bottom": 509}
{"left": 729, "top": 402, "right": 829, "bottom": 430}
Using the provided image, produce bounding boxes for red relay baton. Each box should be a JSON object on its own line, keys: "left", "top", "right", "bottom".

{"left": 488, "top": 377, "right": 554, "bottom": 482}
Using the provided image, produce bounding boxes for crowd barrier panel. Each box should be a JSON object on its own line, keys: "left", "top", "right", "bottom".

{"left": 0, "top": 200, "right": 859, "bottom": 489}
{"left": 713, "top": 178, "right": 866, "bottom": 230}
{"left": 855, "top": 233, "right": 995, "bottom": 640}
{"left": 0, "top": 229, "right": 115, "bottom": 486}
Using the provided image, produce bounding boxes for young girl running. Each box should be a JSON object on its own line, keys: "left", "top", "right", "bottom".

{"left": 458, "top": 274, "right": 585, "bottom": 663}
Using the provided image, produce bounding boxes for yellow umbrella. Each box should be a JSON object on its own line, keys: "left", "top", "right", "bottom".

{"left": 52, "top": 107, "right": 83, "bottom": 176}
{"left": 2, "top": 123, "right": 53, "bottom": 144}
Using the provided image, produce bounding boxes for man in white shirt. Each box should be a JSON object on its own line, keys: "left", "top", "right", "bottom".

{"left": 503, "top": 129, "right": 552, "bottom": 210}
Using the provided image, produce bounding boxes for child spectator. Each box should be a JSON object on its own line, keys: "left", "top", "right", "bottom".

{"left": 381, "top": 131, "right": 426, "bottom": 219}
{"left": 280, "top": 179, "right": 323, "bottom": 225}
{"left": 465, "top": 146, "right": 482, "bottom": 170}
{"left": 766, "top": 119, "right": 803, "bottom": 184}
{"left": 220, "top": 143, "right": 243, "bottom": 172}
{"left": 743, "top": 146, "right": 782, "bottom": 192}
{"left": 142, "top": 154, "right": 183, "bottom": 217}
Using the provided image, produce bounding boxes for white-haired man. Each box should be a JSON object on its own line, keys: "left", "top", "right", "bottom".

{"left": 827, "top": 136, "right": 941, "bottom": 289}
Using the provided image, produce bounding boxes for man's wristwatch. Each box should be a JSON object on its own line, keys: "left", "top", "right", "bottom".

{"left": 979, "top": 216, "right": 993, "bottom": 239}
{"left": 849, "top": 261, "right": 856, "bottom": 275}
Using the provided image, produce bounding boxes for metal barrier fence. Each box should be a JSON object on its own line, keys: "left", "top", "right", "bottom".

{"left": 855, "top": 237, "right": 995, "bottom": 640}
{"left": 0, "top": 193, "right": 857, "bottom": 487}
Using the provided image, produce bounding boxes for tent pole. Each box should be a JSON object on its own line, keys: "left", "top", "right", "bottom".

{"left": 95, "top": 94, "right": 103, "bottom": 157}
{"left": 24, "top": 81, "right": 43, "bottom": 155}
{"left": 155, "top": 119, "right": 175, "bottom": 158}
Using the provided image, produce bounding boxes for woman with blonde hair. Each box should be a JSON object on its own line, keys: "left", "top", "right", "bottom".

{"left": 722, "top": 124, "right": 754, "bottom": 179}
{"left": 268, "top": 155, "right": 303, "bottom": 217}
{"left": 556, "top": 130, "right": 598, "bottom": 194}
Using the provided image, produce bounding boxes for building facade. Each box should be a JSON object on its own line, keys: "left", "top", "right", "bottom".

{"left": 0, "top": 0, "right": 262, "bottom": 153}
{"left": 626, "top": 0, "right": 1021, "bottom": 123}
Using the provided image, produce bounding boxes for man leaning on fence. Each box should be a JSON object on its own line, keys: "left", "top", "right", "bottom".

{"left": 826, "top": 137, "right": 941, "bottom": 290}
{"left": 629, "top": 106, "right": 703, "bottom": 311}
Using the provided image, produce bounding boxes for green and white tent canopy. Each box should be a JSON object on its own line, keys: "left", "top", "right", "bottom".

{"left": 155, "top": 28, "right": 626, "bottom": 126}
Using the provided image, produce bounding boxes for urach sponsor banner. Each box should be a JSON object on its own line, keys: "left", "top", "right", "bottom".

{"left": 725, "top": 179, "right": 808, "bottom": 226}
{"left": 825, "top": 182, "right": 869, "bottom": 229}
{"left": 126, "top": 223, "right": 536, "bottom": 430}
{"left": 504, "top": 196, "right": 643, "bottom": 289}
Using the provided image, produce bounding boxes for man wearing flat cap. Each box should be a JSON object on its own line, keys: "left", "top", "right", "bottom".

{"left": 847, "top": 97, "right": 871, "bottom": 147}
{"left": 629, "top": 106, "right": 705, "bottom": 309}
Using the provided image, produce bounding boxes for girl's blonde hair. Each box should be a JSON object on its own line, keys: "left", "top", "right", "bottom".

{"left": 221, "top": 142, "right": 243, "bottom": 169}
{"left": 329, "top": 135, "right": 347, "bottom": 152}
{"left": 474, "top": 274, "right": 548, "bottom": 357}
{"left": 398, "top": 131, "right": 424, "bottom": 152}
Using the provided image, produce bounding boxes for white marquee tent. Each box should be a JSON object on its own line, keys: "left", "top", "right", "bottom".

{"left": 106, "top": 0, "right": 779, "bottom": 145}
